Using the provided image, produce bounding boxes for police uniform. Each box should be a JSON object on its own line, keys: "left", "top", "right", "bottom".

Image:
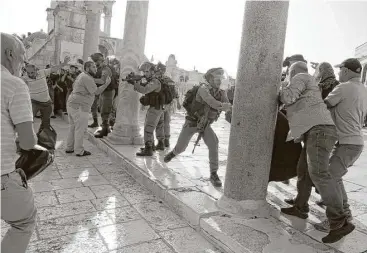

{"left": 94, "top": 65, "right": 115, "bottom": 138}
{"left": 134, "top": 76, "right": 164, "bottom": 156}
{"left": 155, "top": 76, "right": 178, "bottom": 149}
{"left": 164, "top": 68, "right": 230, "bottom": 186}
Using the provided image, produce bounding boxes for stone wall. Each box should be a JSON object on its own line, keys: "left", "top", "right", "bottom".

{"left": 28, "top": 36, "right": 56, "bottom": 69}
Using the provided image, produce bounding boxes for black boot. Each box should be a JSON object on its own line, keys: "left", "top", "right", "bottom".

{"left": 95, "top": 123, "right": 109, "bottom": 138}
{"left": 164, "top": 138, "right": 170, "bottom": 147}
{"left": 136, "top": 142, "right": 153, "bottom": 156}
{"left": 164, "top": 151, "right": 176, "bottom": 163}
{"left": 88, "top": 118, "right": 99, "bottom": 128}
{"left": 155, "top": 140, "right": 165, "bottom": 151}
{"left": 210, "top": 172, "right": 222, "bottom": 187}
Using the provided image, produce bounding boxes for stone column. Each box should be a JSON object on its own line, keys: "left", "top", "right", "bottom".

{"left": 82, "top": 1, "right": 102, "bottom": 62}
{"left": 104, "top": 15, "right": 112, "bottom": 36}
{"left": 107, "top": 0, "right": 149, "bottom": 145}
{"left": 218, "top": 1, "right": 289, "bottom": 217}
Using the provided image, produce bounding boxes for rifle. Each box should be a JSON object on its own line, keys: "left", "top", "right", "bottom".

{"left": 192, "top": 106, "right": 210, "bottom": 154}
{"left": 121, "top": 72, "right": 144, "bottom": 85}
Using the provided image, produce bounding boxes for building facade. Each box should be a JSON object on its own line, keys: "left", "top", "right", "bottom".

{"left": 355, "top": 42, "right": 367, "bottom": 85}
{"left": 24, "top": 0, "right": 123, "bottom": 69}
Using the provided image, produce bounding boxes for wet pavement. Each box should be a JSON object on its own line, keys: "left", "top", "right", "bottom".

{"left": 84, "top": 110, "right": 367, "bottom": 253}
{"left": 1, "top": 118, "right": 223, "bottom": 253}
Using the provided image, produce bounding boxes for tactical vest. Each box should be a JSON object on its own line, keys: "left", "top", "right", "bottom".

{"left": 139, "top": 78, "right": 164, "bottom": 110}
{"left": 140, "top": 77, "right": 174, "bottom": 109}
{"left": 186, "top": 83, "right": 225, "bottom": 122}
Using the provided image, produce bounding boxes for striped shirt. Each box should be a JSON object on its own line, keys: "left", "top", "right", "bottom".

{"left": 279, "top": 73, "right": 334, "bottom": 142}
{"left": 23, "top": 69, "right": 51, "bottom": 102}
{"left": 67, "top": 72, "right": 98, "bottom": 112}
{"left": 1, "top": 65, "right": 34, "bottom": 175}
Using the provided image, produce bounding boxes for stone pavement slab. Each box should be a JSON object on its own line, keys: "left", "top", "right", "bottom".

{"left": 82, "top": 111, "right": 367, "bottom": 253}
{"left": 1, "top": 118, "right": 224, "bottom": 253}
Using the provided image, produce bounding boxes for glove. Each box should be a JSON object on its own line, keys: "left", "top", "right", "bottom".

{"left": 221, "top": 102, "right": 232, "bottom": 112}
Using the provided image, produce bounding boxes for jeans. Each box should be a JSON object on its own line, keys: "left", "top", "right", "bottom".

{"left": 173, "top": 119, "right": 219, "bottom": 173}
{"left": 66, "top": 105, "right": 89, "bottom": 155}
{"left": 294, "top": 146, "right": 312, "bottom": 212}
{"left": 31, "top": 99, "right": 52, "bottom": 130}
{"left": 1, "top": 169, "right": 37, "bottom": 253}
{"left": 329, "top": 143, "right": 364, "bottom": 218}
{"left": 144, "top": 107, "right": 164, "bottom": 143}
{"left": 305, "top": 125, "right": 346, "bottom": 230}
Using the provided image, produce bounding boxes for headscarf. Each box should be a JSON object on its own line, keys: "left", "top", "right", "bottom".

{"left": 316, "top": 62, "right": 339, "bottom": 99}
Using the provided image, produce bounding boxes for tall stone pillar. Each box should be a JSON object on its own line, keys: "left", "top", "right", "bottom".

{"left": 107, "top": 0, "right": 149, "bottom": 145}
{"left": 218, "top": 1, "right": 289, "bottom": 216}
{"left": 104, "top": 15, "right": 112, "bottom": 36}
{"left": 82, "top": 1, "right": 102, "bottom": 62}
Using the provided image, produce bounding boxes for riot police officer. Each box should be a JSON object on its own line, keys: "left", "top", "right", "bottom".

{"left": 164, "top": 68, "right": 232, "bottom": 187}
{"left": 134, "top": 62, "right": 165, "bottom": 156}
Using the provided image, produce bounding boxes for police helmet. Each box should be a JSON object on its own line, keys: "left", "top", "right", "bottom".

{"left": 155, "top": 62, "right": 166, "bottom": 73}
{"left": 139, "top": 62, "right": 155, "bottom": 72}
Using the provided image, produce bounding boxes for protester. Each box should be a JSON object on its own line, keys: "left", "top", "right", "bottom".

{"left": 279, "top": 61, "right": 355, "bottom": 243}
{"left": 65, "top": 61, "right": 111, "bottom": 156}
{"left": 1, "top": 32, "right": 38, "bottom": 253}
{"left": 23, "top": 56, "right": 70, "bottom": 131}
{"left": 314, "top": 62, "right": 340, "bottom": 99}
{"left": 313, "top": 58, "right": 367, "bottom": 238}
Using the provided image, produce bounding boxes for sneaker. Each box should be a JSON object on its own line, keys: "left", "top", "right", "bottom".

{"left": 76, "top": 150, "right": 91, "bottom": 157}
{"left": 314, "top": 216, "right": 353, "bottom": 233}
{"left": 314, "top": 219, "right": 330, "bottom": 232}
{"left": 210, "top": 173, "right": 222, "bottom": 187}
{"left": 322, "top": 222, "right": 355, "bottom": 243}
{"left": 281, "top": 206, "right": 308, "bottom": 219}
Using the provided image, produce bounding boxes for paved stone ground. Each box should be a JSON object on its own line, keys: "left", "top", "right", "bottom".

{"left": 1, "top": 118, "right": 222, "bottom": 253}
{"left": 84, "top": 109, "right": 367, "bottom": 253}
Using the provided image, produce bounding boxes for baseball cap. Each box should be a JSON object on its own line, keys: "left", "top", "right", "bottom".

{"left": 334, "top": 58, "right": 362, "bottom": 74}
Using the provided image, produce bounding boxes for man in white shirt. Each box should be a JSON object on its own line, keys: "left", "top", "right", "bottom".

{"left": 23, "top": 56, "right": 70, "bottom": 131}
{"left": 65, "top": 61, "right": 111, "bottom": 156}
{"left": 1, "top": 33, "right": 38, "bottom": 253}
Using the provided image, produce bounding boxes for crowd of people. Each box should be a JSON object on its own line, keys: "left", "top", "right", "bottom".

{"left": 1, "top": 30, "right": 367, "bottom": 253}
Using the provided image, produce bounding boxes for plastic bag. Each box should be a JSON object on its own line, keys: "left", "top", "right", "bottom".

{"left": 15, "top": 145, "right": 54, "bottom": 180}
{"left": 37, "top": 125, "right": 57, "bottom": 150}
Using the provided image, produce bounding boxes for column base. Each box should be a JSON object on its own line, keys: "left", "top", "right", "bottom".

{"left": 216, "top": 195, "right": 270, "bottom": 219}
{"left": 107, "top": 123, "right": 143, "bottom": 145}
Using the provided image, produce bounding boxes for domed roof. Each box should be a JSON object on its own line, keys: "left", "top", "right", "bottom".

{"left": 26, "top": 31, "right": 48, "bottom": 42}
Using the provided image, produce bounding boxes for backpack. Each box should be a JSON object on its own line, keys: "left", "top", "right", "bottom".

{"left": 158, "top": 77, "right": 174, "bottom": 105}
{"left": 106, "top": 65, "right": 119, "bottom": 90}
{"left": 182, "top": 85, "right": 201, "bottom": 113}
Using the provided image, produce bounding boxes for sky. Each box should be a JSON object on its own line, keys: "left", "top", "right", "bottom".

{"left": 0, "top": 0, "right": 366, "bottom": 77}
